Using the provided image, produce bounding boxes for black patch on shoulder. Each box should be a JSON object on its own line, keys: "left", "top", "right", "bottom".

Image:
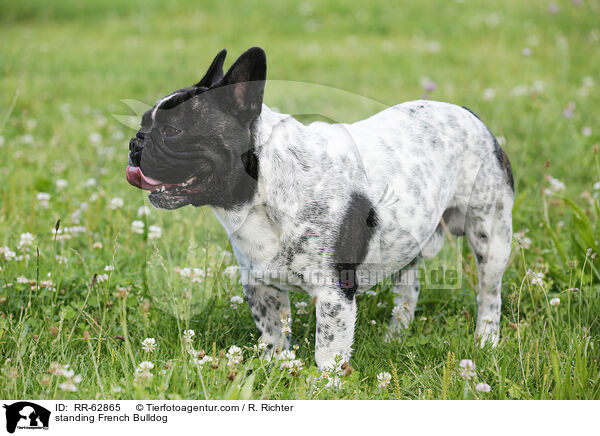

{"left": 462, "top": 106, "right": 514, "bottom": 192}
{"left": 332, "top": 193, "right": 378, "bottom": 300}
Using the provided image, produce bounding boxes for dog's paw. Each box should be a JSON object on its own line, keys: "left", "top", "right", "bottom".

{"left": 475, "top": 321, "right": 499, "bottom": 348}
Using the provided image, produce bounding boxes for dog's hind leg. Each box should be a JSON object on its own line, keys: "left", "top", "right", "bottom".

{"left": 465, "top": 188, "right": 513, "bottom": 347}
{"left": 385, "top": 257, "right": 421, "bottom": 341}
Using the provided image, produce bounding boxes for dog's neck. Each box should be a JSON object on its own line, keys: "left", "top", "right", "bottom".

{"left": 210, "top": 105, "right": 299, "bottom": 234}
{"left": 251, "top": 105, "right": 296, "bottom": 153}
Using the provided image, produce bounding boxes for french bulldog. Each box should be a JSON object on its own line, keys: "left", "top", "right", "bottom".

{"left": 126, "top": 47, "right": 514, "bottom": 369}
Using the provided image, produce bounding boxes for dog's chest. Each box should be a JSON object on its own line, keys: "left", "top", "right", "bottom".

{"left": 214, "top": 206, "right": 283, "bottom": 268}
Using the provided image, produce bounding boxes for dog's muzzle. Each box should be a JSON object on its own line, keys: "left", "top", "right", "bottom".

{"left": 129, "top": 131, "right": 145, "bottom": 167}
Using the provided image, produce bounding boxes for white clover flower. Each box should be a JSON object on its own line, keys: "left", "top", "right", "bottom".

{"left": 108, "top": 197, "right": 124, "bottom": 210}
{"left": 278, "top": 350, "right": 296, "bottom": 361}
{"left": 281, "top": 358, "right": 304, "bottom": 374}
{"left": 148, "top": 225, "right": 162, "bottom": 239}
{"left": 548, "top": 176, "right": 566, "bottom": 192}
{"left": 113, "top": 131, "right": 125, "bottom": 141}
{"left": 139, "top": 361, "right": 154, "bottom": 371}
{"left": 134, "top": 361, "right": 154, "bottom": 381}
{"left": 16, "top": 276, "right": 29, "bottom": 284}
{"left": 183, "top": 329, "right": 195, "bottom": 344}
{"left": 131, "top": 220, "right": 145, "bottom": 234}
{"left": 137, "top": 205, "right": 151, "bottom": 217}
{"left": 510, "top": 84, "right": 528, "bottom": 97}
{"left": 141, "top": 338, "right": 157, "bottom": 353}
{"left": 482, "top": 88, "right": 495, "bottom": 100}
{"left": 391, "top": 305, "right": 404, "bottom": 321}
{"left": 193, "top": 355, "right": 214, "bottom": 368}
{"left": 582, "top": 126, "right": 592, "bottom": 137}
{"left": 377, "top": 372, "right": 392, "bottom": 389}
{"left": 295, "top": 301, "right": 308, "bottom": 315}
{"left": 58, "top": 380, "right": 78, "bottom": 392}
{"left": 36, "top": 192, "right": 51, "bottom": 208}
{"left": 49, "top": 362, "right": 66, "bottom": 375}
{"left": 226, "top": 345, "right": 243, "bottom": 366}
{"left": 550, "top": 297, "right": 560, "bottom": 307}
{"left": 104, "top": 264, "right": 114, "bottom": 272}
{"left": 18, "top": 232, "right": 34, "bottom": 249}
{"left": 324, "top": 376, "right": 343, "bottom": 390}
{"left": 58, "top": 366, "right": 82, "bottom": 392}
{"left": 529, "top": 270, "right": 545, "bottom": 287}
{"left": 21, "top": 134, "right": 34, "bottom": 144}
{"left": 255, "top": 342, "right": 268, "bottom": 352}
{"left": 89, "top": 132, "right": 102, "bottom": 144}
{"left": 64, "top": 226, "right": 86, "bottom": 235}
{"left": 40, "top": 279, "right": 55, "bottom": 290}
{"left": 84, "top": 178, "right": 98, "bottom": 187}
{"left": 95, "top": 273, "right": 109, "bottom": 283}
{"left": 0, "top": 246, "right": 16, "bottom": 261}
{"left": 281, "top": 317, "right": 292, "bottom": 335}
{"left": 56, "top": 255, "right": 68, "bottom": 265}
{"left": 55, "top": 179, "right": 68, "bottom": 190}
{"left": 230, "top": 295, "right": 244, "bottom": 308}
{"left": 459, "top": 359, "right": 477, "bottom": 379}
{"left": 476, "top": 382, "right": 491, "bottom": 393}
{"left": 92, "top": 241, "right": 103, "bottom": 249}
{"left": 111, "top": 386, "right": 123, "bottom": 393}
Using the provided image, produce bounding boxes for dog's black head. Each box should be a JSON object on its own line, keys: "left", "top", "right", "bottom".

{"left": 126, "top": 47, "right": 266, "bottom": 209}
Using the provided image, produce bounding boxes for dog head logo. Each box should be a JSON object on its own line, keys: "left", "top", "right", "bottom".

{"left": 3, "top": 402, "right": 50, "bottom": 433}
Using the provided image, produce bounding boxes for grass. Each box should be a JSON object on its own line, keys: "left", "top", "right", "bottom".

{"left": 0, "top": 0, "right": 599, "bottom": 399}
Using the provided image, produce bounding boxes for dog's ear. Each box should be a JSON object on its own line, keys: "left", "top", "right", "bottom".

{"left": 195, "top": 49, "right": 227, "bottom": 88}
{"left": 218, "top": 47, "right": 266, "bottom": 123}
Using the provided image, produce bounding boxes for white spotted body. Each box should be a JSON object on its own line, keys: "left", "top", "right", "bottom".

{"left": 213, "top": 100, "right": 514, "bottom": 367}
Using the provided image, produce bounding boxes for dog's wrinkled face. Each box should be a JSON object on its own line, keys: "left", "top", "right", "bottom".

{"left": 127, "top": 47, "right": 266, "bottom": 209}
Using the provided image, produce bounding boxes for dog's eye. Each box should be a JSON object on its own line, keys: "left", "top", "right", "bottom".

{"left": 162, "top": 125, "right": 182, "bottom": 137}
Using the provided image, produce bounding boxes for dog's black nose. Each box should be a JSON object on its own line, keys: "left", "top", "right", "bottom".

{"left": 129, "top": 135, "right": 144, "bottom": 166}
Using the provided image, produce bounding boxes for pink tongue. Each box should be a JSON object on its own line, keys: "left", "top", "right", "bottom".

{"left": 126, "top": 166, "right": 168, "bottom": 191}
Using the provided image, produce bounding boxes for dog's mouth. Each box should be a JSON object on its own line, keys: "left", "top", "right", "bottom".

{"left": 126, "top": 165, "right": 212, "bottom": 196}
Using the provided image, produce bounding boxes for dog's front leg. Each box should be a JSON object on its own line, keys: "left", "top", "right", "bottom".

{"left": 243, "top": 283, "right": 291, "bottom": 353}
{"left": 314, "top": 288, "right": 356, "bottom": 369}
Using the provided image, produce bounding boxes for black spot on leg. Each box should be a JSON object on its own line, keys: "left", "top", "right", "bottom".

{"left": 332, "top": 193, "right": 378, "bottom": 300}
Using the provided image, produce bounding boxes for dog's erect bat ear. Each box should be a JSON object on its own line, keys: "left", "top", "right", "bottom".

{"left": 218, "top": 46, "right": 267, "bottom": 123}
{"left": 195, "top": 49, "right": 227, "bottom": 88}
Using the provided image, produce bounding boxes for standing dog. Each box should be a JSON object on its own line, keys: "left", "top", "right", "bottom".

{"left": 126, "top": 47, "right": 513, "bottom": 368}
